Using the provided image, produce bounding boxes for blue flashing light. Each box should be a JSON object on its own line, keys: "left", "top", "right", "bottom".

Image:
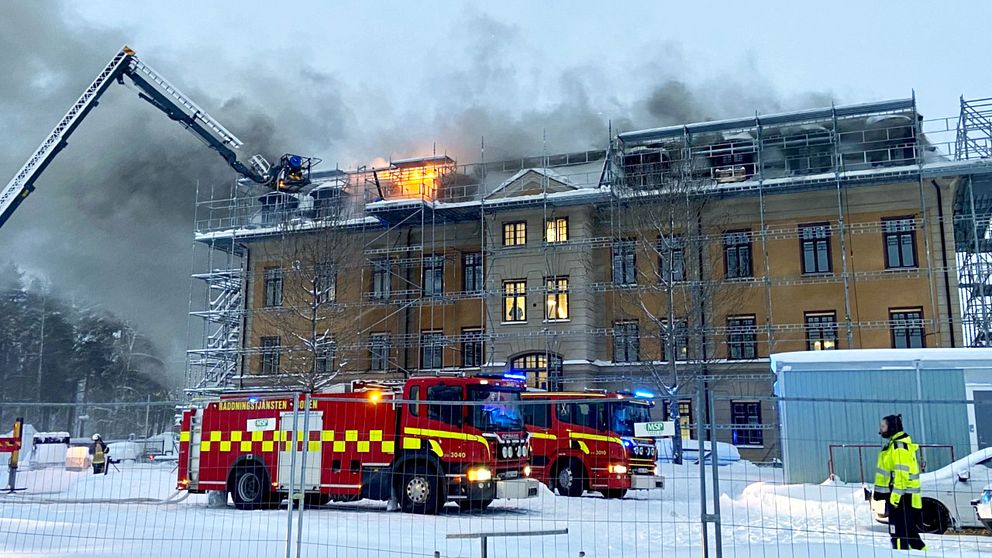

{"left": 248, "top": 397, "right": 260, "bottom": 404}
{"left": 633, "top": 390, "right": 655, "bottom": 399}
{"left": 503, "top": 372, "right": 527, "bottom": 382}
{"left": 622, "top": 439, "right": 634, "bottom": 448}
{"left": 288, "top": 155, "right": 303, "bottom": 169}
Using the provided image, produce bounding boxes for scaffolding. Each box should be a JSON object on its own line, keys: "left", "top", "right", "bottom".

{"left": 185, "top": 95, "right": 992, "bottom": 403}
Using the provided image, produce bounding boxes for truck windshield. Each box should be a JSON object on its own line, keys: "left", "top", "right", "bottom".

{"left": 467, "top": 387, "right": 524, "bottom": 432}
{"left": 610, "top": 402, "right": 652, "bottom": 436}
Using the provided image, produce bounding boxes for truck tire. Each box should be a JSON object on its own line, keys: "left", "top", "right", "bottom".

{"left": 231, "top": 464, "right": 273, "bottom": 510}
{"left": 600, "top": 489, "right": 627, "bottom": 499}
{"left": 919, "top": 500, "right": 950, "bottom": 534}
{"left": 553, "top": 460, "right": 585, "bottom": 497}
{"left": 457, "top": 498, "right": 493, "bottom": 513}
{"left": 399, "top": 462, "right": 445, "bottom": 514}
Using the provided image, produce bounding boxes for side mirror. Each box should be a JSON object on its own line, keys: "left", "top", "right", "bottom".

{"left": 863, "top": 487, "right": 872, "bottom": 502}
{"left": 971, "top": 499, "right": 981, "bottom": 507}
{"left": 958, "top": 470, "right": 971, "bottom": 483}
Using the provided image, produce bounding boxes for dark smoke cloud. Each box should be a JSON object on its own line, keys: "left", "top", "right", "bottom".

{"left": 0, "top": 5, "right": 835, "bottom": 389}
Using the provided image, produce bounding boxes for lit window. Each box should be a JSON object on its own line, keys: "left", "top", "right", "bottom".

{"left": 545, "top": 217, "right": 568, "bottom": 243}
{"left": 545, "top": 277, "right": 569, "bottom": 320}
{"left": 503, "top": 280, "right": 527, "bottom": 322}
{"left": 805, "top": 312, "right": 837, "bottom": 351}
{"left": 503, "top": 222, "right": 527, "bottom": 246}
{"left": 511, "top": 353, "right": 563, "bottom": 390}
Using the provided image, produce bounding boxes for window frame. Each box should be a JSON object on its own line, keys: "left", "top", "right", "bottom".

{"left": 315, "top": 262, "right": 336, "bottom": 304}
{"left": 660, "top": 318, "right": 690, "bottom": 362}
{"left": 612, "top": 238, "right": 637, "bottom": 286}
{"left": 502, "top": 221, "right": 527, "bottom": 247}
{"left": 658, "top": 235, "right": 685, "bottom": 283}
{"left": 799, "top": 223, "right": 832, "bottom": 275}
{"left": 612, "top": 320, "right": 640, "bottom": 363}
{"left": 545, "top": 276, "right": 570, "bottom": 321}
{"left": 462, "top": 252, "right": 483, "bottom": 293}
{"left": 890, "top": 308, "right": 925, "bottom": 348}
{"left": 502, "top": 280, "right": 527, "bottom": 323}
{"left": 370, "top": 333, "right": 390, "bottom": 370}
{"left": 371, "top": 259, "right": 391, "bottom": 300}
{"left": 461, "top": 328, "right": 484, "bottom": 368}
{"left": 723, "top": 229, "right": 753, "bottom": 279}
{"left": 315, "top": 339, "right": 336, "bottom": 375}
{"left": 420, "top": 330, "right": 445, "bottom": 370}
{"left": 882, "top": 216, "right": 918, "bottom": 269}
{"left": 804, "top": 311, "right": 838, "bottom": 351}
{"left": 260, "top": 336, "right": 281, "bottom": 374}
{"left": 422, "top": 254, "right": 444, "bottom": 297}
{"left": 727, "top": 315, "right": 758, "bottom": 360}
{"left": 545, "top": 217, "right": 569, "bottom": 243}
{"left": 730, "top": 400, "right": 764, "bottom": 448}
{"left": 263, "top": 267, "right": 284, "bottom": 307}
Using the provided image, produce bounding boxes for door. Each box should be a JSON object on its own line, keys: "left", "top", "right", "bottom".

{"left": 277, "top": 410, "right": 323, "bottom": 492}
{"left": 950, "top": 457, "right": 992, "bottom": 528}
{"left": 975, "top": 391, "right": 992, "bottom": 450}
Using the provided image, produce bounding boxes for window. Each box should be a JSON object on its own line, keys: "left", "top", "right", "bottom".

{"left": 731, "top": 401, "right": 763, "bottom": 447}
{"left": 545, "top": 217, "right": 568, "bottom": 243}
{"left": 372, "top": 259, "right": 391, "bottom": 300}
{"left": 890, "top": 308, "right": 925, "bottom": 348}
{"left": 463, "top": 252, "right": 483, "bottom": 293}
{"left": 315, "top": 263, "right": 336, "bottom": 303}
{"left": 422, "top": 255, "right": 444, "bottom": 297}
{"left": 511, "top": 353, "right": 563, "bottom": 390}
{"left": 264, "top": 267, "right": 283, "bottom": 307}
{"left": 883, "top": 217, "right": 917, "bottom": 269}
{"left": 370, "top": 333, "right": 390, "bottom": 370}
{"left": 661, "top": 319, "right": 689, "bottom": 362}
{"left": 503, "top": 221, "right": 527, "bottom": 246}
{"left": 545, "top": 277, "right": 569, "bottom": 320}
{"left": 315, "top": 340, "right": 336, "bottom": 374}
{"left": 427, "top": 384, "right": 463, "bottom": 425}
{"left": 503, "top": 280, "right": 527, "bottom": 322}
{"left": 420, "top": 331, "right": 444, "bottom": 369}
{"left": 260, "top": 336, "right": 280, "bottom": 374}
{"left": 805, "top": 312, "right": 838, "bottom": 351}
{"left": 662, "top": 399, "right": 693, "bottom": 439}
{"left": 522, "top": 401, "right": 551, "bottom": 429}
{"left": 724, "top": 230, "right": 753, "bottom": 279}
{"left": 556, "top": 401, "right": 605, "bottom": 429}
{"left": 612, "top": 239, "right": 637, "bottom": 285}
{"left": 800, "top": 223, "right": 831, "bottom": 274}
{"left": 659, "top": 235, "right": 685, "bottom": 282}
{"left": 727, "top": 316, "right": 757, "bottom": 360}
{"left": 613, "top": 321, "right": 639, "bottom": 363}
{"left": 408, "top": 385, "right": 420, "bottom": 416}
{"left": 461, "top": 328, "right": 484, "bottom": 368}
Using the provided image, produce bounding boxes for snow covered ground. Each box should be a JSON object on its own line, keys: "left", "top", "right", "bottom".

{"left": 1, "top": 461, "right": 989, "bottom": 557}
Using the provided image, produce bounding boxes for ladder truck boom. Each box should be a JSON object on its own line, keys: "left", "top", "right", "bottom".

{"left": 0, "top": 45, "right": 316, "bottom": 229}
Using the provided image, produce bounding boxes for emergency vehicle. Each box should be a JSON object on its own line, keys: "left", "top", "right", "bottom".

{"left": 521, "top": 391, "right": 664, "bottom": 498}
{"left": 177, "top": 375, "right": 538, "bottom": 514}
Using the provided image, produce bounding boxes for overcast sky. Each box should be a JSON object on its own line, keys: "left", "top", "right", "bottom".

{"left": 2, "top": 1, "right": 990, "bottom": 386}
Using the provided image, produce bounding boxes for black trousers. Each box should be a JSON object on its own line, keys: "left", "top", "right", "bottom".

{"left": 92, "top": 462, "right": 105, "bottom": 475}
{"left": 889, "top": 500, "right": 925, "bottom": 550}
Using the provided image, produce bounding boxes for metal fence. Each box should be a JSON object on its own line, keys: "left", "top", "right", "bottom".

{"left": 1, "top": 391, "right": 991, "bottom": 558}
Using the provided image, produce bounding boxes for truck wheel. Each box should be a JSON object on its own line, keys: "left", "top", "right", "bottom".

{"left": 457, "top": 498, "right": 493, "bottom": 513}
{"left": 399, "top": 462, "right": 444, "bottom": 514}
{"left": 554, "top": 460, "right": 585, "bottom": 497}
{"left": 601, "top": 489, "right": 627, "bottom": 499}
{"left": 231, "top": 465, "right": 272, "bottom": 510}
{"left": 919, "top": 500, "right": 950, "bottom": 534}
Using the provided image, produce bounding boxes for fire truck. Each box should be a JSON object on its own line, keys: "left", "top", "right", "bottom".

{"left": 177, "top": 375, "right": 538, "bottom": 514}
{"left": 521, "top": 390, "right": 664, "bottom": 498}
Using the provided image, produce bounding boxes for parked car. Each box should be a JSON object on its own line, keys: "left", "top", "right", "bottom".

{"left": 973, "top": 484, "right": 992, "bottom": 532}
{"left": 866, "top": 447, "right": 992, "bottom": 534}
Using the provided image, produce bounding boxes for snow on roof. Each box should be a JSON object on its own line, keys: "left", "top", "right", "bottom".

{"left": 489, "top": 167, "right": 579, "bottom": 195}
{"left": 771, "top": 348, "right": 992, "bottom": 372}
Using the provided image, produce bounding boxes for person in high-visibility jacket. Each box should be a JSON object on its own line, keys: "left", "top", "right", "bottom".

{"left": 873, "top": 414, "right": 925, "bottom": 551}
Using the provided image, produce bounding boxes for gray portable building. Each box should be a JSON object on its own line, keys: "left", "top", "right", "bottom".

{"left": 772, "top": 348, "right": 992, "bottom": 484}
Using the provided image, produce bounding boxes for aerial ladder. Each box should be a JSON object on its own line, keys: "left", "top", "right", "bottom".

{"left": 0, "top": 45, "right": 318, "bottom": 229}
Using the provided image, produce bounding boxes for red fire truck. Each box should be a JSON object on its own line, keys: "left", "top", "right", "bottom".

{"left": 177, "top": 375, "right": 538, "bottom": 514}
{"left": 521, "top": 391, "right": 664, "bottom": 498}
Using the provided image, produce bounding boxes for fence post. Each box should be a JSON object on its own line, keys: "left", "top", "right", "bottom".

{"left": 696, "top": 377, "right": 709, "bottom": 558}
{"left": 285, "top": 393, "right": 300, "bottom": 558}
{"left": 708, "top": 390, "right": 723, "bottom": 558}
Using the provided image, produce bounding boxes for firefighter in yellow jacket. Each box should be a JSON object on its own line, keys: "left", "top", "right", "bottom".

{"left": 873, "top": 414, "right": 925, "bottom": 551}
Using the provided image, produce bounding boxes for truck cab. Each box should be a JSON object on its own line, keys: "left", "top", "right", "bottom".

{"left": 521, "top": 391, "right": 663, "bottom": 498}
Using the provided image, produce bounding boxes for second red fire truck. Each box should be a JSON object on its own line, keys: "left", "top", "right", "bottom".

{"left": 521, "top": 390, "right": 664, "bottom": 498}
{"left": 177, "top": 375, "right": 538, "bottom": 514}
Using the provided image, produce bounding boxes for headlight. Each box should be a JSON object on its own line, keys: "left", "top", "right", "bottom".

{"left": 609, "top": 464, "right": 628, "bottom": 474}
{"left": 501, "top": 446, "right": 510, "bottom": 458}
{"left": 467, "top": 467, "right": 492, "bottom": 482}
{"left": 521, "top": 444, "right": 528, "bottom": 457}
{"left": 654, "top": 465, "right": 660, "bottom": 476}
{"left": 983, "top": 490, "right": 992, "bottom": 505}
{"left": 523, "top": 465, "right": 532, "bottom": 477}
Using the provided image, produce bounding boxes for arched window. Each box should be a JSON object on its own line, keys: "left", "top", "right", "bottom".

{"left": 509, "top": 352, "right": 563, "bottom": 391}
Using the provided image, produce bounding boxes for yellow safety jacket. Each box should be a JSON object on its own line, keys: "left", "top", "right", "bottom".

{"left": 873, "top": 432, "right": 922, "bottom": 509}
